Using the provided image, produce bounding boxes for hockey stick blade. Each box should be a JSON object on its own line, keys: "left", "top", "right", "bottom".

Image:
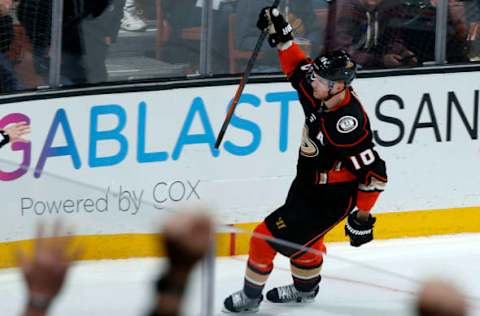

{"left": 214, "top": 0, "right": 281, "bottom": 149}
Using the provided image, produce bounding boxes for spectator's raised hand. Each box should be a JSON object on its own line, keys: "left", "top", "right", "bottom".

{"left": 16, "top": 222, "right": 81, "bottom": 316}
{"left": 149, "top": 211, "right": 213, "bottom": 316}
{"left": 4, "top": 122, "right": 31, "bottom": 143}
{"left": 163, "top": 211, "right": 213, "bottom": 271}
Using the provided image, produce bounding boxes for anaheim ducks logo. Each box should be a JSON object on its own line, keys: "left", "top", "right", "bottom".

{"left": 336, "top": 116, "right": 358, "bottom": 134}
{"left": 300, "top": 126, "right": 318, "bottom": 157}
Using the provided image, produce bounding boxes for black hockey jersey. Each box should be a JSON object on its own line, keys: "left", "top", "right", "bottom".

{"left": 278, "top": 43, "right": 387, "bottom": 212}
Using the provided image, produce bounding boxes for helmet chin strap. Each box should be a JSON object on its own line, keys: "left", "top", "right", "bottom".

{"left": 319, "top": 81, "right": 348, "bottom": 111}
{"left": 324, "top": 80, "right": 346, "bottom": 102}
{"left": 327, "top": 79, "right": 336, "bottom": 96}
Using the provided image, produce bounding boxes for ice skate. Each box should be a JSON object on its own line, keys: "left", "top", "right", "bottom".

{"left": 266, "top": 284, "right": 319, "bottom": 303}
{"left": 223, "top": 290, "right": 263, "bottom": 313}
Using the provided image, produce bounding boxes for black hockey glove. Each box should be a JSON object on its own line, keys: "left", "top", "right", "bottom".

{"left": 256, "top": 6, "right": 293, "bottom": 47}
{"left": 345, "top": 210, "right": 376, "bottom": 247}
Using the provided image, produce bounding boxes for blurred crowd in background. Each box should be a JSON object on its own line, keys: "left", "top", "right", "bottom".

{"left": 1, "top": 0, "right": 480, "bottom": 94}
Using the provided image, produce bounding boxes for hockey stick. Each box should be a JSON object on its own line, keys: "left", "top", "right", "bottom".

{"left": 214, "top": 0, "right": 281, "bottom": 149}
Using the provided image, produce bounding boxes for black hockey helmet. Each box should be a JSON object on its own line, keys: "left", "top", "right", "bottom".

{"left": 312, "top": 50, "right": 357, "bottom": 86}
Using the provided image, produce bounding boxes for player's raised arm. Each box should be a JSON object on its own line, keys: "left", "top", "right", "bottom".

{"left": 225, "top": 9, "right": 388, "bottom": 313}
{"left": 256, "top": 6, "right": 306, "bottom": 76}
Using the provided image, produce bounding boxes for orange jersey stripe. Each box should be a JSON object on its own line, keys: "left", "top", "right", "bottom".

{"left": 248, "top": 222, "right": 276, "bottom": 272}
{"left": 278, "top": 42, "right": 306, "bottom": 76}
{"left": 356, "top": 190, "right": 381, "bottom": 212}
{"left": 315, "top": 169, "right": 357, "bottom": 184}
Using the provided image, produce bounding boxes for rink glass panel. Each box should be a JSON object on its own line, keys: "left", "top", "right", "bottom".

{"left": 1, "top": 0, "right": 480, "bottom": 95}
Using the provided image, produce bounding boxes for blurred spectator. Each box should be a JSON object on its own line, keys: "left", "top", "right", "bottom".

{"left": 416, "top": 278, "right": 468, "bottom": 316}
{"left": 160, "top": 0, "right": 234, "bottom": 73}
{"left": 81, "top": 0, "right": 126, "bottom": 83}
{"left": 312, "top": 0, "right": 329, "bottom": 8}
{"left": 121, "top": 0, "right": 147, "bottom": 32}
{"left": 466, "top": 0, "right": 480, "bottom": 60}
{"left": 148, "top": 211, "right": 213, "bottom": 316}
{"left": 398, "top": 0, "right": 469, "bottom": 64}
{"left": 235, "top": 0, "right": 323, "bottom": 72}
{"left": 160, "top": 0, "right": 202, "bottom": 72}
{"left": 17, "top": 223, "right": 81, "bottom": 316}
{"left": 464, "top": 0, "right": 480, "bottom": 48}
{"left": 0, "top": 0, "right": 20, "bottom": 93}
{"left": 17, "top": 0, "right": 125, "bottom": 85}
{"left": 16, "top": 211, "right": 212, "bottom": 316}
{"left": 327, "top": 0, "right": 469, "bottom": 68}
{"left": 0, "top": 0, "right": 13, "bottom": 51}
{"left": 0, "top": 122, "right": 31, "bottom": 149}
{"left": 327, "top": 0, "right": 419, "bottom": 69}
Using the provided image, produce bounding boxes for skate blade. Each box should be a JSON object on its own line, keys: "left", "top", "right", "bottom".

{"left": 265, "top": 297, "right": 316, "bottom": 304}
{"left": 222, "top": 306, "right": 260, "bottom": 313}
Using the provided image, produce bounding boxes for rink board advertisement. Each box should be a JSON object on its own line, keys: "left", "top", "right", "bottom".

{"left": 1, "top": 71, "right": 480, "bottom": 262}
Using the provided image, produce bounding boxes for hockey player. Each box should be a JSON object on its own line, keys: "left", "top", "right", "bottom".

{"left": 223, "top": 6, "right": 387, "bottom": 313}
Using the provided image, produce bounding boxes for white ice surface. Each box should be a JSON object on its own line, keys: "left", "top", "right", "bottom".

{"left": 1, "top": 233, "right": 479, "bottom": 316}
